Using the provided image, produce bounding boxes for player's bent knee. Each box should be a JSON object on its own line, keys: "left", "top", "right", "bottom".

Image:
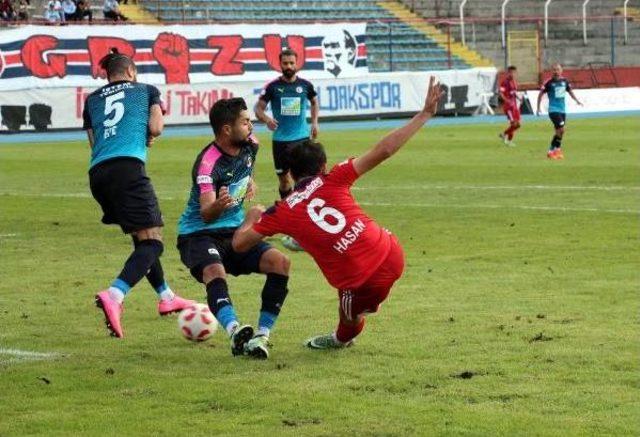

{"left": 259, "top": 249, "right": 290, "bottom": 275}
{"left": 135, "top": 227, "right": 163, "bottom": 242}
{"left": 202, "top": 263, "right": 226, "bottom": 283}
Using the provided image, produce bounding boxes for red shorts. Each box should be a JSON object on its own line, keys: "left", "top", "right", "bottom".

{"left": 338, "top": 235, "right": 405, "bottom": 321}
{"left": 504, "top": 105, "right": 521, "bottom": 122}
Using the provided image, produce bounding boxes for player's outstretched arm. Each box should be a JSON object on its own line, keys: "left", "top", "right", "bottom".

{"left": 352, "top": 76, "right": 442, "bottom": 176}
{"left": 232, "top": 205, "right": 266, "bottom": 253}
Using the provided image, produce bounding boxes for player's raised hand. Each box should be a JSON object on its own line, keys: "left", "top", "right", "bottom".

{"left": 422, "top": 76, "right": 443, "bottom": 116}
{"left": 214, "top": 187, "right": 235, "bottom": 210}
{"left": 245, "top": 179, "right": 257, "bottom": 201}
{"left": 311, "top": 122, "right": 319, "bottom": 139}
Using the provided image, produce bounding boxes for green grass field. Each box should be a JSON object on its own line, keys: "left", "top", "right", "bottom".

{"left": 0, "top": 116, "right": 638, "bottom": 436}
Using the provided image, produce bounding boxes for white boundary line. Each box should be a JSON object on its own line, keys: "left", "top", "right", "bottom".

{"left": 1, "top": 189, "right": 637, "bottom": 214}
{"left": 0, "top": 348, "right": 60, "bottom": 363}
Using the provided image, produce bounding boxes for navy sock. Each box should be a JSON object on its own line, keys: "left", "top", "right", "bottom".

{"left": 206, "top": 277, "right": 238, "bottom": 331}
{"left": 132, "top": 236, "right": 166, "bottom": 292}
{"left": 116, "top": 239, "right": 163, "bottom": 290}
{"left": 257, "top": 273, "right": 289, "bottom": 334}
{"left": 550, "top": 135, "right": 562, "bottom": 150}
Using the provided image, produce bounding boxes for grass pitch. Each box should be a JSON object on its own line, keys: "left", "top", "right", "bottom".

{"left": 0, "top": 116, "right": 638, "bottom": 436}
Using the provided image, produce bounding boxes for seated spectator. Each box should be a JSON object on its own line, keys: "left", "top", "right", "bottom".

{"left": 1, "top": 0, "right": 15, "bottom": 21}
{"left": 76, "top": 0, "right": 92, "bottom": 21}
{"left": 45, "top": 0, "right": 63, "bottom": 23}
{"left": 15, "top": 0, "right": 29, "bottom": 20}
{"left": 103, "top": 0, "right": 126, "bottom": 21}
{"left": 62, "top": 0, "right": 76, "bottom": 21}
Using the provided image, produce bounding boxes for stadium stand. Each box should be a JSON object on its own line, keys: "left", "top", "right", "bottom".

{"left": 135, "top": 0, "right": 492, "bottom": 71}
{"left": 403, "top": 0, "right": 640, "bottom": 67}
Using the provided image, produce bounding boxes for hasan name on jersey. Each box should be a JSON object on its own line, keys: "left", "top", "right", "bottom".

{"left": 253, "top": 159, "right": 392, "bottom": 290}
{"left": 83, "top": 81, "right": 161, "bottom": 168}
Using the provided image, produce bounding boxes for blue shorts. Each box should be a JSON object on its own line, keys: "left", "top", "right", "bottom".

{"left": 177, "top": 230, "right": 272, "bottom": 283}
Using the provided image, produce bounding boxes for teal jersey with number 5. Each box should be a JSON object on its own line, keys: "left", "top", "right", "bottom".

{"left": 83, "top": 80, "right": 162, "bottom": 169}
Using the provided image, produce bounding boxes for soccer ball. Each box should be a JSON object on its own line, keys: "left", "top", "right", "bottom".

{"left": 178, "top": 303, "right": 218, "bottom": 342}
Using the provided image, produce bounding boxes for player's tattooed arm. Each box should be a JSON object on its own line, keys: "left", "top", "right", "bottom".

{"left": 199, "top": 187, "right": 234, "bottom": 223}
{"left": 86, "top": 128, "right": 95, "bottom": 148}
{"left": 254, "top": 100, "right": 278, "bottom": 131}
{"left": 310, "top": 96, "right": 320, "bottom": 139}
{"left": 352, "top": 76, "right": 443, "bottom": 176}
{"left": 232, "top": 205, "right": 266, "bottom": 253}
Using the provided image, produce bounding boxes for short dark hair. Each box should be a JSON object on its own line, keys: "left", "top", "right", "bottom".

{"left": 209, "top": 97, "right": 248, "bottom": 135}
{"left": 99, "top": 48, "right": 135, "bottom": 79}
{"left": 507, "top": 65, "right": 517, "bottom": 71}
{"left": 279, "top": 49, "right": 298, "bottom": 61}
{"left": 289, "top": 140, "right": 327, "bottom": 180}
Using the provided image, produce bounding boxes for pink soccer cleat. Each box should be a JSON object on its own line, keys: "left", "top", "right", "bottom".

{"left": 95, "top": 291, "right": 124, "bottom": 338}
{"left": 158, "top": 295, "right": 197, "bottom": 316}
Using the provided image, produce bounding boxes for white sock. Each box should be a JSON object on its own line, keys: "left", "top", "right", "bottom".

{"left": 158, "top": 288, "right": 175, "bottom": 301}
{"left": 108, "top": 287, "right": 125, "bottom": 304}
{"left": 225, "top": 321, "right": 239, "bottom": 337}
{"left": 256, "top": 327, "right": 270, "bottom": 338}
{"left": 331, "top": 332, "right": 344, "bottom": 345}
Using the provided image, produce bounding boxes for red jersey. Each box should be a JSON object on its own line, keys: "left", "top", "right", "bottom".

{"left": 500, "top": 77, "right": 518, "bottom": 108}
{"left": 253, "top": 159, "right": 393, "bottom": 290}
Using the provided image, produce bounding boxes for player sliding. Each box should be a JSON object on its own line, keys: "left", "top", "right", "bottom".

{"left": 177, "top": 98, "right": 291, "bottom": 359}
{"left": 499, "top": 65, "right": 521, "bottom": 147}
{"left": 233, "top": 77, "right": 443, "bottom": 350}
{"left": 84, "top": 49, "right": 194, "bottom": 338}
{"left": 536, "top": 63, "right": 583, "bottom": 160}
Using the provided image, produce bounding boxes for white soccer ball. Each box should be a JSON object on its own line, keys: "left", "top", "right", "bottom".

{"left": 178, "top": 303, "right": 218, "bottom": 342}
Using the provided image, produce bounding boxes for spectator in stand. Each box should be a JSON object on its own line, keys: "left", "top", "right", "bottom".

{"left": 45, "top": 0, "right": 63, "bottom": 23}
{"left": 103, "top": 0, "right": 127, "bottom": 21}
{"left": 1, "top": 0, "right": 15, "bottom": 21}
{"left": 15, "top": 0, "right": 29, "bottom": 20}
{"left": 76, "top": 0, "right": 92, "bottom": 21}
{"left": 62, "top": 0, "right": 76, "bottom": 21}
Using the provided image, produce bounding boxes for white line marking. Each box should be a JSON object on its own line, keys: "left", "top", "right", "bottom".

{"left": 1, "top": 191, "right": 636, "bottom": 214}
{"left": 359, "top": 202, "right": 639, "bottom": 215}
{"left": 353, "top": 185, "right": 640, "bottom": 192}
{"left": 0, "top": 348, "right": 60, "bottom": 363}
{"left": 0, "top": 233, "right": 18, "bottom": 238}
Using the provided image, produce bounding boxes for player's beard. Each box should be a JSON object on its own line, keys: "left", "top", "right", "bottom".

{"left": 282, "top": 68, "right": 296, "bottom": 79}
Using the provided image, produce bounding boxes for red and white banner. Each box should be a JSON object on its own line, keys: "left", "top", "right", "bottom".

{"left": 0, "top": 68, "right": 499, "bottom": 131}
{"left": 0, "top": 23, "right": 368, "bottom": 91}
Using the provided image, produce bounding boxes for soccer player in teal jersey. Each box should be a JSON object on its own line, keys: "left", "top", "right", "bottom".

{"left": 255, "top": 49, "right": 320, "bottom": 199}
{"left": 177, "top": 98, "right": 291, "bottom": 359}
{"left": 84, "top": 49, "right": 194, "bottom": 338}
{"left": 255, "top": 48, "right": 320, "bottom": 251}
{"left": 536, "top": 63, "right": 583, "bottom": 160}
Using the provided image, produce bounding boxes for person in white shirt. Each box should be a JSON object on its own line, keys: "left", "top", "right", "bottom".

{"left": 103, "top": 0, "right": 126, "bottom": 20}
{"left": 62, "top": 0, "right": 77, "bottom": 21}
{"left": 45, "top": 0, "right": 63, "bottom": 23}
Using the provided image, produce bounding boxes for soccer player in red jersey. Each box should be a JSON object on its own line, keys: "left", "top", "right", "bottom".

{"left": 499, "top": 66, "right": 521, "bottom": 147}
{"left": 232, "top": 77, "right": 443, "bottom": 349}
